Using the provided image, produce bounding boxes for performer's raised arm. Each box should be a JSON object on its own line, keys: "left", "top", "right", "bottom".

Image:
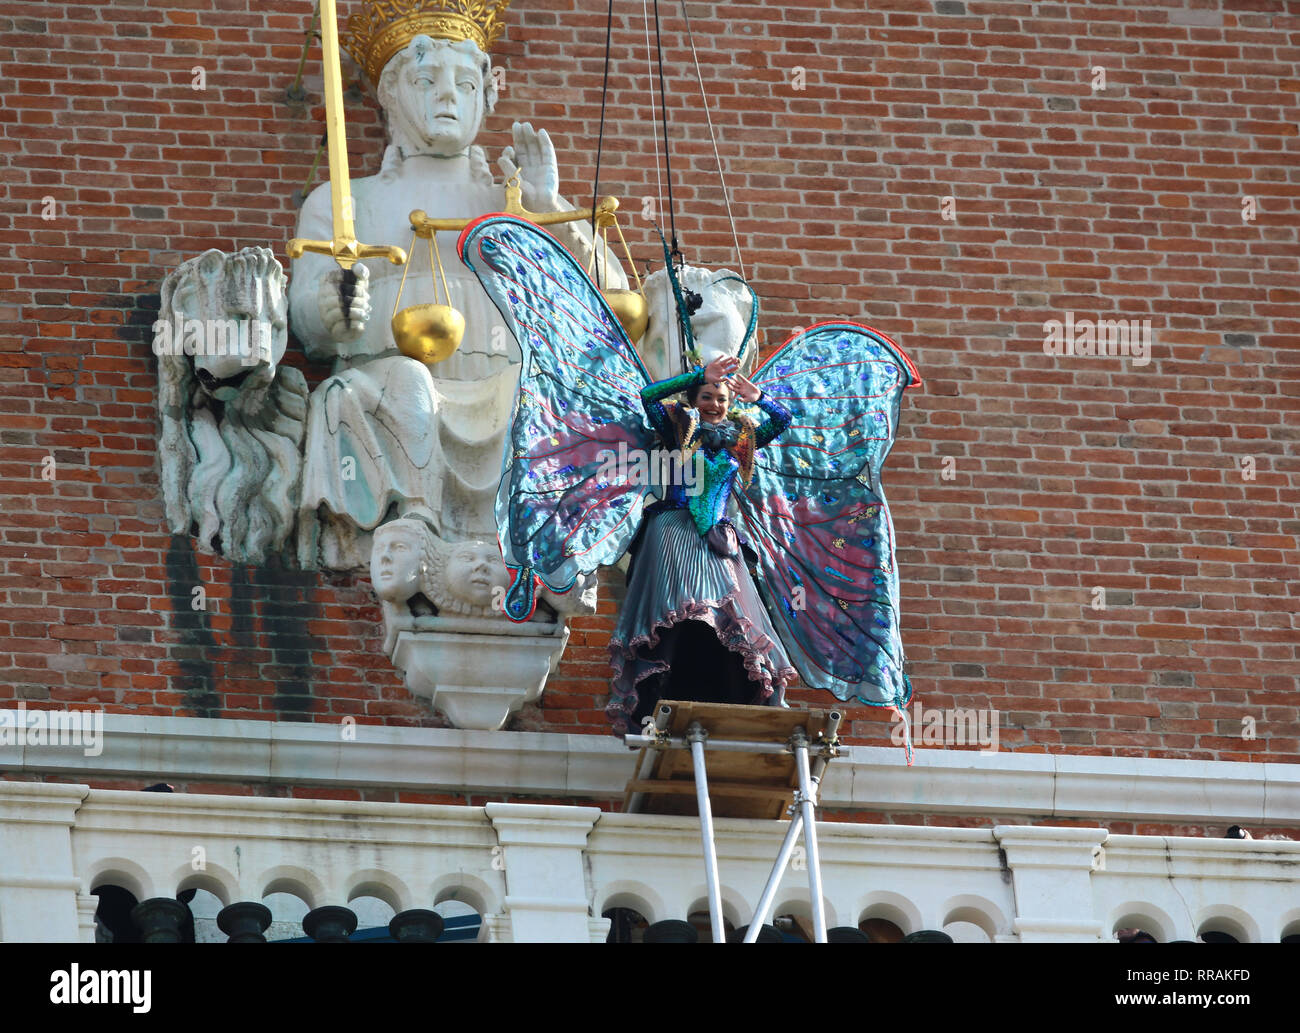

{"left": 640, "top": 366, "right": 701, "bottom": 441}
{"left": 727, "top": 371, "right": 792, "bottom": 447}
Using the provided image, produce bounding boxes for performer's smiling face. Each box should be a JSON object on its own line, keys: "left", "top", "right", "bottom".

{"left": 694, "top": 381, "right": 731, "bottom": 423}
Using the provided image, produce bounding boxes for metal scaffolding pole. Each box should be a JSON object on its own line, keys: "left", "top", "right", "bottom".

{"left": 744, "top": 743, "right": 832, "bottom": 941}
{"left": 686, "top": 721, "right": 725, "bottom": 944}
{"left": 743, "top": 811, "right": 803, "bottom": 942}
{"left": 622, "top": 703, "right": 841, "bottom": 945}
{"left": 792, "top": 729, "right": 828, "bottom": 942}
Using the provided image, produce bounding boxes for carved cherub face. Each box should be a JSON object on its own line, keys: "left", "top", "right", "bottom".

{"left": 383, "top": 36, "right": 487, "bottom": 156}
{"left": 443, "top": 540, "right": 509, "bottom": 610}
{"left": 371, "top": 522, "right": 428, "bottom": 602}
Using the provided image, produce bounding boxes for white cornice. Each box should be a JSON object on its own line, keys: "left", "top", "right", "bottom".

{"left": 3, "top": 710, "right": 1297, "bottom": 827}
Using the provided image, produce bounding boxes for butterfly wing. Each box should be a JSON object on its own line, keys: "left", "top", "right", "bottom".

{"left": 736, "top": 320, "right": 921, "bottom": 710}
{"left": 458, "top": 214, "right": 655, "bottom": 620}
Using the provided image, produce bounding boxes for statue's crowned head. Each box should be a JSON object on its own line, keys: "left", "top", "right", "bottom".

{"left": 344, "top": 0, "right": 507, "bottom": 157}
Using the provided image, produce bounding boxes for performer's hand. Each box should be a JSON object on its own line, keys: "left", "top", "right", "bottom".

{"left": 726, "top": 371, "right": 761, "bottom": 402}
{"left": 704, "top": 355, "right": 739, "bottom": 385}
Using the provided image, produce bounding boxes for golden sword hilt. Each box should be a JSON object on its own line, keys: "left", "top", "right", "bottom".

{"left": 286, "top": 237, "right": 407, "bottom": 331}
{"left": 285, "top": 236, "right": 407, "bottom": 269}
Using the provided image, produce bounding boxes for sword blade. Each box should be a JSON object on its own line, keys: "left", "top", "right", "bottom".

{"left": 318, "top": 0, "right": 356, "bottom": 252}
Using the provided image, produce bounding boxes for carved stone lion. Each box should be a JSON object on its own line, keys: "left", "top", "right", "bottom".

{"left": 155, "top": 247, "right": 307, "bottom": 564}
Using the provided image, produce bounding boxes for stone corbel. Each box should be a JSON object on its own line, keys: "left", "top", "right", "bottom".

{"left": 370, "top": 517, "right": 595, "bottom": 731}
{"left": 388, "top": 615, "right": 570, "bottom": 731}
{"left": 994, "top": 825, "right": 1109, "bottom": 943}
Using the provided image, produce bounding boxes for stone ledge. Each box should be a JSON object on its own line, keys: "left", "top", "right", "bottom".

{"left": 3, "top": 710, "right": 1297, "bottom": 827}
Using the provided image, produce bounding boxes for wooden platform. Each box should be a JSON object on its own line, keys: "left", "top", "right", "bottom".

{"left": 623, "top": 701, "right": 838, "bottom": 820}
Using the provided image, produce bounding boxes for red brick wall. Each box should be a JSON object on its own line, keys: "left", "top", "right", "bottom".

{"left": 2, "top": 1, "right": 1297, "bottom": 764}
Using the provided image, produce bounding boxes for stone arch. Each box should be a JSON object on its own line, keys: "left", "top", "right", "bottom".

{"left": 172, "top": 861, "right": 240, "bottom": 908}
{"left": 857, "top": 890, "right": 922, "bottom": 936}
{"left": 84, "top": 857, "right": 152, "bottom": 902}
{"left": 941, "top": 893, "right": 1009, "bottom": 941}
{"left": 431, "top": 872, "right": 499, "bottom": 917}
{"left": 257, "top": 865, "right": 327, "bottom": 911}
{"left": 1107, "top": 900, "right": 1177, "bottom": 944}
{"left": 1195, "top": 904, "right": 1258, "bottom": 944}
{"left": 1276, "top": 906, "right": 1300, "bottom": 943}
{"left": 598, "top": 880, "right": 665, "bottom": 925}
{"left": 771, "top": 891, "right": 839, "bottom": 932}
{"left": 685, "top": 887, "right": 744, "bottom": 931}
{"left": 346, "top": 869, "right": 412, "bottom": 914}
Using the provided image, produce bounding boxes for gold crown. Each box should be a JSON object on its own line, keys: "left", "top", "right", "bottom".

{"left": 342, "top": 0, "right": 511, "bottom": 85}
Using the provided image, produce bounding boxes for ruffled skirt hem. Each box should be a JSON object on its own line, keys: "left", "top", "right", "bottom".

{"left": 603, "top": 509, "right": 797, "bottom": 735}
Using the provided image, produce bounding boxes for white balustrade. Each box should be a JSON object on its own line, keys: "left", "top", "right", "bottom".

{"left": 2, "top": 781, "right": 1297, "bottom": 943}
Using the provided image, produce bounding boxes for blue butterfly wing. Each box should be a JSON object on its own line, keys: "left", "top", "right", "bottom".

{"left": 459, "top": 215, "right": 654, "bottom": 620}
{"left": 737, "top": 321, "right": 921, "bottom": 709}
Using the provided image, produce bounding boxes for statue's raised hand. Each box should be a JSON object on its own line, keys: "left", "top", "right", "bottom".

{"left": 318, "top": 263, "right": 371, "bottom": 341}
{"left": 498, "top": 122, "right": 560, "bottom": 212}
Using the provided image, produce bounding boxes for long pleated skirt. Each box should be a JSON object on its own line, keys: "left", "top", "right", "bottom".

{"left": 605, "top": 507, "right": 798, "bottom": 734}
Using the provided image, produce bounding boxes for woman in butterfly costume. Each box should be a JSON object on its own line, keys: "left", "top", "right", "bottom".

{"left": 610, "top": 353, "right": 799, "bottom": 732}
{"left": 458, "top": 215, "right": 923, "bottom": 751}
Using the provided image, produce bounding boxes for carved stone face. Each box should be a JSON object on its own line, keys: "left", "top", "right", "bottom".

{"left": 162, "top": 247, "right": 288, "bottom": 389}
{"left": 371, "top": 523, "right": 427, "bottom": 602}
{"left": 384, "top": 36, "right": 486, "bottom": 157}
{"left": 443, "top": 540, "right": 508, "bottom": 610}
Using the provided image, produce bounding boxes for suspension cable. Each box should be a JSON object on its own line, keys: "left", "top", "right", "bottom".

{"left": 641, "top": 0, "right": 664, "bottom": 238}
{"left": 590, "top": 0, "right": 615, "bottom": 290}
{"left": 677, "top": 0, "right": 746, "bottom": 280}
{"left": 651, "top": 0, "right": 680, "bottom": 265}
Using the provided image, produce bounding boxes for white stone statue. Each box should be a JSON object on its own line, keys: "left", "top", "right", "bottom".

{"left": 274, "top": 21, "right": 622, "bottom": 727}
{"left": 153, "top": 14, "right": 636, "bottom": 728}
{"left": 288, "top": 33, "right": 626, "bottom": 574}
{"left": 156, "top": 247, "right": 307, "bottom": 564}
{"left": 638, "top": 263, "right": 758, "bottom": 383}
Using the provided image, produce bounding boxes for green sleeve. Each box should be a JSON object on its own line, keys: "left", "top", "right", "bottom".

{"left": 641, "top": 366, "right": 704, "bottom": 405}
{"left": 641, "top": 367, "right": 705, "bottom": 443}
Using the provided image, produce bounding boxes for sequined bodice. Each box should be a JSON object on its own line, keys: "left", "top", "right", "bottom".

{"left": 640, "top": 367, "right": 792, "bottom": 535}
